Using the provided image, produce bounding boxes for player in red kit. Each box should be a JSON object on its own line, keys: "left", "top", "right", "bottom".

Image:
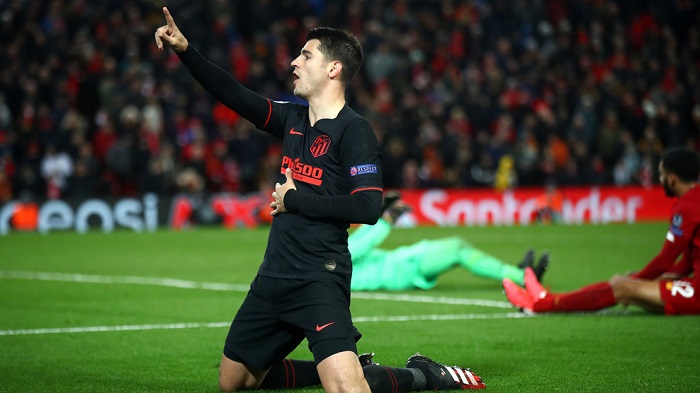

{"left": 503, "top": 147, "right": 700, "bottom": 315}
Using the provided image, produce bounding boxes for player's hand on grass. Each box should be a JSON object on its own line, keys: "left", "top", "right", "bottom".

{"left": 155, "top": 7, "right": 188, "bottom": 53}
{"left": 608, "top": 274, "right": 628, "bottom": 286}
{"left": 270, "top": 168, "right": 297, "bottom": 216}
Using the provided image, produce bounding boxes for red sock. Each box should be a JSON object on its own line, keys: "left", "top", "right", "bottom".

{"left": 533, "top": 281, "right": 616, "bottom": 312}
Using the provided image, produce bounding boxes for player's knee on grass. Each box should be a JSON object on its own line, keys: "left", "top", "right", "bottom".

{"left": 218, "top": 372, "right": 264, "bottom": 392}
{"left": 219, "top": 355, "right": 266, "bottom": 391}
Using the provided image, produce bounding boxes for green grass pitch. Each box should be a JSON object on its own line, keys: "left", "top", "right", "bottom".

{"left": 1, "top": 222, "right": 699, "bottom": 392}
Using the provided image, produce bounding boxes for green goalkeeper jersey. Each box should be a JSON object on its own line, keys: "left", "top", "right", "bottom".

{"left": 349, "top": 219, "right": 438, "bottom": 290}
{"left": 349, "top": 219, "right": 527, "bottom": 291}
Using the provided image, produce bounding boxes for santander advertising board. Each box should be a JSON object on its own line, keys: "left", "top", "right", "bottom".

{"left": 396, "top": 186, "right": 673, "bottom": 227}
{"left": 0, "top": 185, "right": 673, "bottom": 234}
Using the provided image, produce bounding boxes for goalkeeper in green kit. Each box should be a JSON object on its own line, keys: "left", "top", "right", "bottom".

{"left": 350, "top": 192, "right": 549, "bottom": 291}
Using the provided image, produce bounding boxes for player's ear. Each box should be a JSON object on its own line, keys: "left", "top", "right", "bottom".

{"left": 667, "top": 172, "right": 678, "bottom": 187}
{"left": 328, "top": 61, "right": 342, "bottom": 79}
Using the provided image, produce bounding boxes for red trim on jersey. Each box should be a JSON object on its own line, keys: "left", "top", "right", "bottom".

{"left": 351, "top": 187, "right": 383, "bottom": 194}
{"left": 635, "top": 186, "right": 700, "bottom": 279}
{"left": 262, "top": 99, "right": 272, "bottom": 129}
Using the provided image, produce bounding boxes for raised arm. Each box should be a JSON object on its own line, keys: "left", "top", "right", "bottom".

{"left": 154, "top": 7, "right": 272, "bottom": 129}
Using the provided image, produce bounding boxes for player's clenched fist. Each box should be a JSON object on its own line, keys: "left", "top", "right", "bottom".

{"left": 154, "top": 7, "right": 188, "bottom": 53}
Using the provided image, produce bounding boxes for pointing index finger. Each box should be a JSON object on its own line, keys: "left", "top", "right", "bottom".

{"left": 162, "top": 7, "right": 176, "bottom": 28}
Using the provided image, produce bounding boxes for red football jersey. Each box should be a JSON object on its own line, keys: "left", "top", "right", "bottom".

{"left": 634, "top": 186, "right": 700, "bottom": 280}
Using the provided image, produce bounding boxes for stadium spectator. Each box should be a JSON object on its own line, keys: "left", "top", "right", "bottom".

{"left": 1, "top": 1, "right": 698, "bottom": 201}
{"left": 12, "top": 162, "right": 44, "bottom": 202}
{"left": 155, "top": 7, "right": 484, "bottom": 393}
{"left": 0, "top": 166, "right": 12, "bottom": 203}
{"left": 139, "top": 156, "right": 172, "bottom": 196}
{"left": 204, "top": 139, "right": 241, "bottom": 193}
{"left": 350, "top": 193, "right": 550, "bottom": 291}
{"left": 63, "top": 158, "right": 101, "bottom": 200}
{"left": 228, "top": 120, "right": 275, "bottom": 193}
{"left": 503, "top": 147, "right": 700, "bottom": 315}
{"left": 39, "top": 144, "right": 73, "bottom": 199}
{"left": 91, "top": 112, "right": 119, "bottom": 166}
{"left": 104, "top": 133, "right": 136, "bottom": 195}
{"left": 534, "top": 182, "right": 564, "bottom": 225}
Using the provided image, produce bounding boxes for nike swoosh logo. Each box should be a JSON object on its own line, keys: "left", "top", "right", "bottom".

{"left": 315, "top": 322, "right": 335, "bottom": 331}
{"left": 289, "top": 128, "right": 304, "bottom": 135}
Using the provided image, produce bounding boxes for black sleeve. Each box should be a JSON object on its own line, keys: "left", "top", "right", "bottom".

{"left": 177, "top": 46, "right": 272, "bottom": 129}
{"left": 284, "top": 189, "right": 383, "bottom": 225}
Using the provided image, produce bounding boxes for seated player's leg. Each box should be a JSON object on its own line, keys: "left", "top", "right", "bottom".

{"left": 502, "top": 278, "right": 535, "bottom": 312}
{"left": 506, "top": 268, "right": 617, "bottom": 313}
{"left": 633, "top": 278, "right": 700, "bottom": 315}
{"left": 610, "top": 277, "right": 665, "bottom": 314}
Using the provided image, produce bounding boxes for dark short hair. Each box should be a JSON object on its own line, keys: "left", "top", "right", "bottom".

{"left": 662, "top": 148, "right": 700, "bottom": 182}
{"left": 306, "top": 27, "right": 363, "bottom": 86}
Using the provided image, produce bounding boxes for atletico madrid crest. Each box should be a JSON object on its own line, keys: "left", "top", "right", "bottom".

{"left": 310, "top": 135, "right": 330, "bottom": 157}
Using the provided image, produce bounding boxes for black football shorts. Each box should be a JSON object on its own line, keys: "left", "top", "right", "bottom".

{"left": 223, "top": 274, "right": 362, "bottom": 370}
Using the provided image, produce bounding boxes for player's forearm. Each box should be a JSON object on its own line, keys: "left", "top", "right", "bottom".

{"left": 348, "top": 219, "right": 392, "bottom": 259}
{"left": 177, "top": 46, "right": 271, "bottom": 127}
{"left": 284, "top": 190, "right": 382, "bottom": 224}
{"left": 634, "top": 245, "right": 682, "bottom": 279}
{"left": 664, "top": 258, "right": 692, "bottom": 278}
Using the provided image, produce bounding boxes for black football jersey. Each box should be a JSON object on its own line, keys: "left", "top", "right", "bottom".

{"left": 259, "top": 101, "right": 383, "bottom": 278}
{"left": 179, "top": 46, "right": 383, "bottom": 279}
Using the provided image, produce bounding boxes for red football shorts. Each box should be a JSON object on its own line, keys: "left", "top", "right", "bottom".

{"left": 660, "top": 278, "right": 700, "bottom": 315}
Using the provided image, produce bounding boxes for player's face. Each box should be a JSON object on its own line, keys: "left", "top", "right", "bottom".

{"left": 291, "top": 39, "right": 329, "bottom": 100}
{"left": 658, "top": 161, "right": 675, "bottom": 197}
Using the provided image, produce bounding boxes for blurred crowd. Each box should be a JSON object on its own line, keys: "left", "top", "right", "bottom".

{"left": 1, "top": 0, "right": 699, "bottom": 203}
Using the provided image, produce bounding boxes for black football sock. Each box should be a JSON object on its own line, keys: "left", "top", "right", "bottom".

{"left": 363, "top": 365, "right": 425, "bottom": 393}
{"left": 258, "top": 359, "right": 321, "bottom": 389}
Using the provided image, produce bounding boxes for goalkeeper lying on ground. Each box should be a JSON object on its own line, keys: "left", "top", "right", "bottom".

{"left": 350, "top": 193, "right": 549, "bottom": 291}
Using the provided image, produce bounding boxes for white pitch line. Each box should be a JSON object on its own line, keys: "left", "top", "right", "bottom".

{"left": 352, "top": 292, "right": 513, "bottom": 309}
{"left": 353, "top": 313, "right": 528, "bottom": 322}
{"left": 0, "top": 322, "right": 231, "bottom": 336}
{"left": 0, "top": 313, "right": 528, "bottom": 336}
{"left": 0, "top": 270, "right": 251, "bottom": 292}
{"left": 0, "top": 270, "right": 513, "bottom": 308}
